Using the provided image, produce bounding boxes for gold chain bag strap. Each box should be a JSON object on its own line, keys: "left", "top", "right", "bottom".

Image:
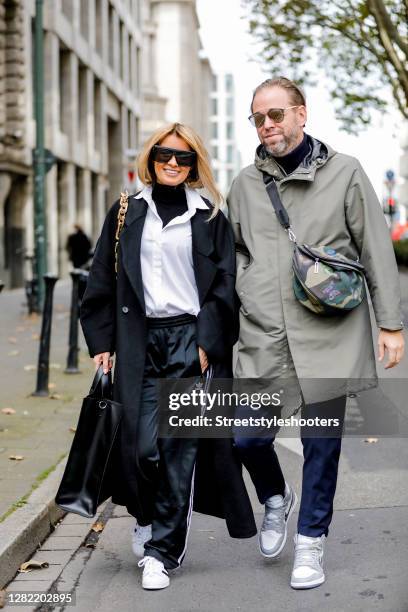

{"left": 114, "top": 190, "right": 129, "bottom": 276}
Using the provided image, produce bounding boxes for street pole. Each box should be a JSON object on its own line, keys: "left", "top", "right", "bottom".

{"left": 32, "top": 274, "right": 59, "bottom": 396}
{"left": 65, "top": 270, "right": 82, "bottom": 374}
{"left": 33, "top": 0, "right": 47, "bottom": 308}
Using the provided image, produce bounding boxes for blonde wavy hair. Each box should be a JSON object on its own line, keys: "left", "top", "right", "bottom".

{"left": 137, "top": 122, "right": 222, "bottom": 218}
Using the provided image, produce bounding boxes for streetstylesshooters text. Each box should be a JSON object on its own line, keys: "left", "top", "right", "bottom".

{"left": 167, "top": 390, "right": 340, "bottom": 429}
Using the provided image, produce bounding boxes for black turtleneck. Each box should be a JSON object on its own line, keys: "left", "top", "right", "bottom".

{"left": 271, "top": 133, "right": 311, "bottom": 175}
{"left": 152, "top": 182, "right": 188, "bottom": 227}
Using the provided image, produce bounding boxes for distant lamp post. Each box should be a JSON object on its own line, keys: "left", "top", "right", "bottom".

{"left": 33, "top": 0, "right": 56, "bottom": 308}
{"left": 383, "top": 169, "right": 397, "bottom": 231}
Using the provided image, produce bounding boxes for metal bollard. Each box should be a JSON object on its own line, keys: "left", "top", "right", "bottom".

{"left": 0, "top": 281, "right": 4, "bottom": 293}
{"left": 78, "top": 269, "right": 89, "bottom": 301}
{"left": 64, "top": 269, "right": 83, "bottom": 374}
{"left": 32, "top": 274, "right": 59, "bottom": 396}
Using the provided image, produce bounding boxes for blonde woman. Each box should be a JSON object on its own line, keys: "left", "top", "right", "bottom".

{"left": 80, "top": 123, "right": 256, "bottom": 590}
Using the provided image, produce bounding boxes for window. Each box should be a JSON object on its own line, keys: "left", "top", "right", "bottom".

{"left": 213, "top": 169, "right": 219, "bottom": 183}
{"left": 120, "top": 22, "right": 125, "bottom": 82}
{"left": 59, "top": 47, "right": 70, "bottom": 135}
{"left": 211, "top": 122, "right": 218, "bottom": 139}
{"left": 211, "top": 98, "right": 218, "bottom": 116}
{"left": 95, "top": 0, "right": 103, "bottom": 56}
{"left": 61, "top": 0, "right": 73, "bottom": 21}
{"left": 94, "top": 78, "right": 102, "bottom": 149}
{"left": 226, "top": 145, "right": 234, "bottom": 163}
{"left": 226, "top": 121, "right": 234, "bottom": 140}
{"left": 108, "top": 4, "right": 114, "bottom": 68}
{"left": 226, "top": 96, "right": 234, "bottom": 116}
{"left": 225, "top": 73, "right": 233, "bottom": 93}
{"left": 79, "top": 0, "right": 89, "bottom": 38}
{"left": 78, "top": 64, "right": 88, "bottom": 142}
{"left": 211, "top": 145, "right": 218, "bottom": 159}
{"left": 211, "top": 74, "right": 217, "bottom": 92}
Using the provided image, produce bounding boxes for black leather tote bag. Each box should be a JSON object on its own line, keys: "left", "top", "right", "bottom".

{"left": 55, "top": 366, "right": 123, "bottom": 517}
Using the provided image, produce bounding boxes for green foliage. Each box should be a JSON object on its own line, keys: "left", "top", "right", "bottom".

{"left": 393, "top": 240, "right": 408, "bottom": 266}
{"left": 243, "top": 0, "right": 408, "bottom": 133}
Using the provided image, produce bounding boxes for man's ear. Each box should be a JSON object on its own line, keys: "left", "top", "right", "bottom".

{"left": 298, "top": 106, "right": 307, "bottom": 128}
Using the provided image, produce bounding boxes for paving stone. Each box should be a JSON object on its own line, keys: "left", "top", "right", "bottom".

{"left": 39, "top": 536, "right": 85, "bottom": 551}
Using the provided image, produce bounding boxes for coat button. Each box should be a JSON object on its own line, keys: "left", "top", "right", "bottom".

{"left": 122, "top": 306, "right": 129, "bottom": 314}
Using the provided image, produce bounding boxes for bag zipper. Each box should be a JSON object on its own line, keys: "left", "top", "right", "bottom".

{"left": 299, "top": 245, "right": 365, "bottom": 273}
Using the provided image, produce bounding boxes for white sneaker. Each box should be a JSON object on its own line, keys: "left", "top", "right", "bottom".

{"left": 291, "top": 533, "right": 325, "bottom": 589}
{"left": 131, "top": 522, "right": 152, "bottom": 558}
{"left": 259, "top": 482, "right": 297, "bottom": 558}
{"left": 138, "top": 556, "right": 170, "bottom": 590}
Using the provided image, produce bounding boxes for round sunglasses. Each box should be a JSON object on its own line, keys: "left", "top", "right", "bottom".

{"left": 248, "top": 106, "right": 301, "bottom": 128}
{"left": 151, "top": 145, "right": 197, "bottom": 167}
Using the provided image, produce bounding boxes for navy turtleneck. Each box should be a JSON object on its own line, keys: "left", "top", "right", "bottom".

{"left": 271, "top": 133, "right": 312, "bottom": 175}
{"left": 152, "top": 182, "right": 188, "bottom": 227}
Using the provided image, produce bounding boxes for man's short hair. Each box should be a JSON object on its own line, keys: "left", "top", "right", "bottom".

{"left": 251, "top": 76, "right": 306, "bottom": 112}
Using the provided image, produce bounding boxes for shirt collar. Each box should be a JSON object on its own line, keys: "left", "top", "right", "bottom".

{"left": 134, "top": 184, "right": 208, "bottom": 226}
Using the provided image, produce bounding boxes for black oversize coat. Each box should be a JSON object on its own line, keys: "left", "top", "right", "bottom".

{"left": 79, "top": 193, "right": 257, "bottom": 539}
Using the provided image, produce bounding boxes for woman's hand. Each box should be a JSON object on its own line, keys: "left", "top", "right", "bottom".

{"left": 93, "top": 352, "right": 113, "bottom": 374}
{"left": 198, "top": 346, "right": 208, "bottom": 373}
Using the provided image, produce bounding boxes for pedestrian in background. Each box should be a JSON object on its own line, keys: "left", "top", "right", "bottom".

{"left": 228, "top": 76, "right": 404, "bottom": 590}
{"left": 66, "top": 224, "right": 92, "bottom": 269}
{"left": 80, "top": 122, "right": 256, "bottom": 591}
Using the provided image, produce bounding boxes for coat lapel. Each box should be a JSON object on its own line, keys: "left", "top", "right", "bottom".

{"left": 191, "top": 210, "right": 217, "bottom": 306}
{"left": 119, "top": 197, "right": 148, "bottom": 313}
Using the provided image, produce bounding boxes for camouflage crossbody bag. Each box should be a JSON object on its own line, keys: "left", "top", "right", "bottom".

{"left": 262, "top": 173, "right": 366, "bottom": 316}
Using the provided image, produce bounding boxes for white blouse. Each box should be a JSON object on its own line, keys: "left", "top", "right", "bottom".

{"left": 135, "top": 185, "right": 208, "bottom": 317}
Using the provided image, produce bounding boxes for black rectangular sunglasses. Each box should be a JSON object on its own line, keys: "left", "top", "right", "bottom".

{"left": 151, "top": 145, "right": 197, "bottom": 167}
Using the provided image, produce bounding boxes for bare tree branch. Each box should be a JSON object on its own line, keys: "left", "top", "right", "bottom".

{"left": 367, "top": 0, "right": 408, "bottom": 99}
{"left": 369, "top": 0, "right": 408, "bottom": 56}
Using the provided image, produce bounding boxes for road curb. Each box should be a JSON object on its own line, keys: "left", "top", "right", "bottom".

{"left": 0, "top": 458, "right": 67, "bottom": 589}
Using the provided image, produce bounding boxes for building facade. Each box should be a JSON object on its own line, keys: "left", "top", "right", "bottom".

{"left": 141, "top": 0, "right": 213, "bottom": 146}
{"left": 0, "top": 0, "right": 213, "bottom": 288}
{"left": 0, "top": 0, "right": 143, "bottom": 286}
{"left": 209, "top": 72, "right": 242, "bottom": 197}
{"left": 0, "top": 0, "right": 32, "bottom": 288}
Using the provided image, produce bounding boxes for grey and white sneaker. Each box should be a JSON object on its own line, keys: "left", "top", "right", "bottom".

{"left": 138, "top": 556, "right": 170, "bottom": 590}
{"left": 290, "top": 533, "right": 325, "bottom": 589}
{"left": 131, "top": 522, "right": 152, "bottom": 558}
{"left": 259, "top": 482, "right": 298, "bottom": 558}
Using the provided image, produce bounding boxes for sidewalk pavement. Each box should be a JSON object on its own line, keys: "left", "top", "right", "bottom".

{"left": 0, "top": 282, "right": 94, "bottom": 586}
{"left": 0, "top": 274, "right": 408, "bottom": 609}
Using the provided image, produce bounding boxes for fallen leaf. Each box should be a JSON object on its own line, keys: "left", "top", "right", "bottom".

{"left": 9, "top": 455, "right": 24, "bottom": 461}
{"left": 31, "top": 334, "right": 40, "bottom": 340}
{"left": 8, "top": 350, "right": 19, "bottom": 356}
{"left": 19, "top": 560, "right": 49, "bottom": 573}
{"left": 69, "top": 427, "right": 76, "bottom": 433}
{"left": 1, "top": 408, "right": 16, "bottom": 415}
{"left": 8, "top": 337, "right": 17, "bottom": 344}
{"left": 24, "top": 365, "right": 36, "bottom": 371}
{"left": 364, "top": 437, "right": 379, "bottom": 444}
{"left": 91, "top": 522, "right": 104, "bottom": 533}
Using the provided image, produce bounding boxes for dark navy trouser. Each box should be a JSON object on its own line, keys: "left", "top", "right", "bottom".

{"left": 233, "top": 395, "right": 347, "bottom": 537}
